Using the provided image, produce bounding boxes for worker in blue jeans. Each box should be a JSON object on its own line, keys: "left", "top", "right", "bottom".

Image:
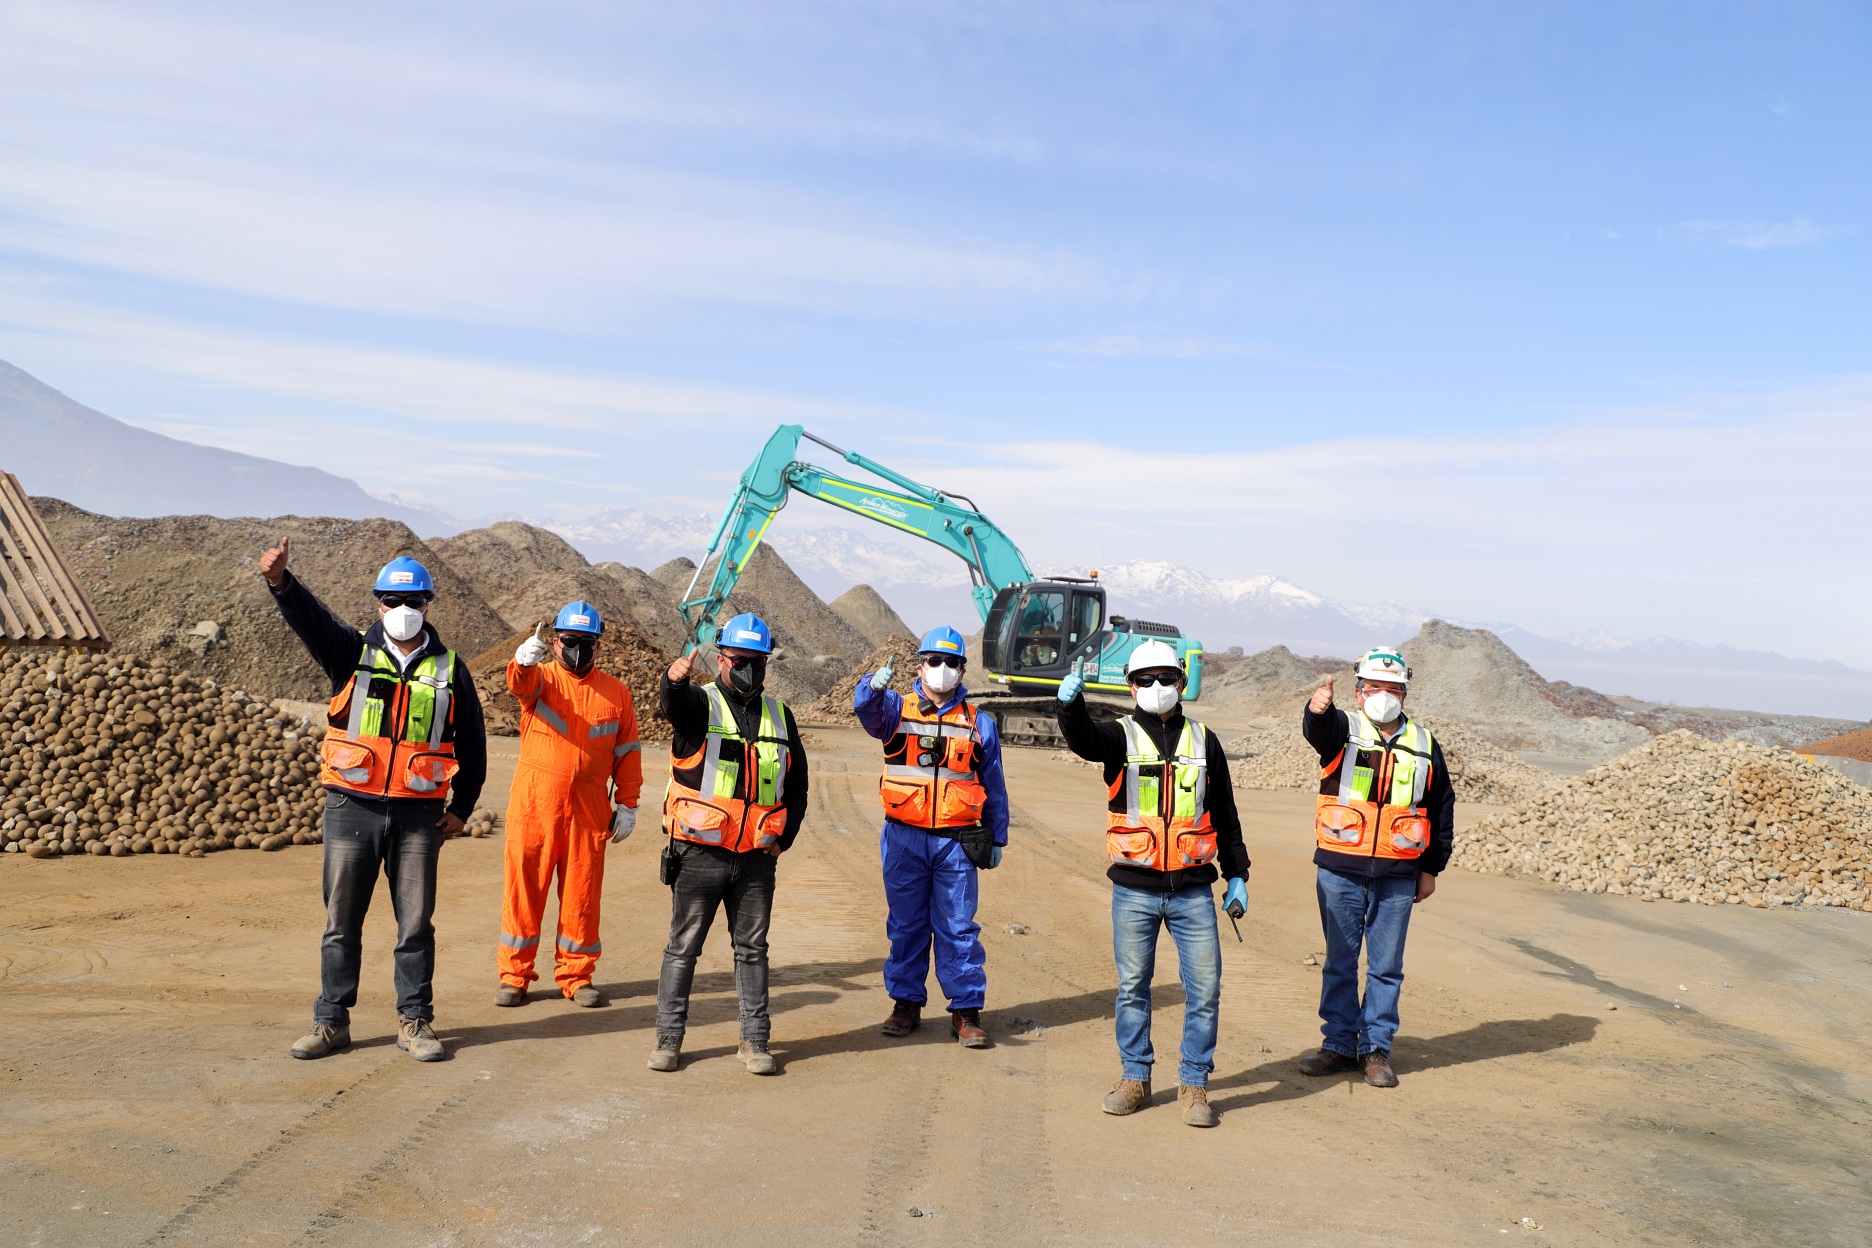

{"left": 1298, "top": 648, "right": 1455, "bottom": 1087}
{"left": 1058, "top": 641, "right": 1250, "bottom": 1128}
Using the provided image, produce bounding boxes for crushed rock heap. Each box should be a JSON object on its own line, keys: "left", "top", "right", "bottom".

{"left": 1454, "top": 731, "right": 1872, "bottom": 910}
{"left": 1, "top": 647, "right": 326, "bottom": 858}
{"left": 1226, "top": 713, "right": 1558, "bottom": 806}
{"left": 808, "top": 635, "right": 922, "bottom": 723}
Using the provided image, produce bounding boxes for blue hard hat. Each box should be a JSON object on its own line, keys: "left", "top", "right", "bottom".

{"left": 373, "top": 556, "right": 434, "bottom": 595}
{"left": 717, "top": 612, "right": 773, "bottom": 654}
{"left": 554, "top": 601, "right": 603, "bottom": 635}
{"left": 919, "top": 625, "right": 967, "bottom": 658}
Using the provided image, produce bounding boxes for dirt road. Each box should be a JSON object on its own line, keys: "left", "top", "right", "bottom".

{"left": 4, "top": 726, "right": 1870, "bottom": 1245}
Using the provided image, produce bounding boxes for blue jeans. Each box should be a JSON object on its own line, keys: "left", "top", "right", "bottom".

{"left": 1316, "top": 868, "right": 1417, "bottom": 1057}
{"left": 1111, "top": 882, "right": 1222, "bottom": 1087}
{"left": 315, "top": 792, "right": 445, "bottom": 1026}
{"left": 880, "top": 822, "right": 986, "bottom": 1011}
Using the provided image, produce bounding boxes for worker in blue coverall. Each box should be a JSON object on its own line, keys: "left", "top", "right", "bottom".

{"left": 853, "top": 626, "right": 1010, "bottom": 1048}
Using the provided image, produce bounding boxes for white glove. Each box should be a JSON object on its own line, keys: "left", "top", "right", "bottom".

{"left": 515, "top": 629, "right": 550, "bottom": 667}
{"left": 609, "top": 806, "right": 637, "bottom": 843}
{"left": 869, "top": 664, "right": 894, "bottom": 691}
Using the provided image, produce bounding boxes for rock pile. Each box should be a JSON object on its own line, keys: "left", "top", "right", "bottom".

{"left": 807, "top": 635, "right": 922, "bottom": 723}
{"left": 1225, "top": 713, "right": 1557, "bottom": 806}
{"left": 1454, "top": 731, "right": 1872, "bottom": 909}
{"left": 1, "top": 647, "right": 326, "bottom": 858}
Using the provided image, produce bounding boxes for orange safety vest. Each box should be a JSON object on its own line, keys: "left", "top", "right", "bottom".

{"left": 879, "top": 695, "right": 988, "bottom": 829}
{"left": 663, "top": 685, "right": 792, "bottom": 853}
{"left": 319, "top": 645, "right": 461, "bottom": 801}
{"left": 1315, "top": 712, "right": 1436, "bottom": 860}
{"left": 1105, "top": 715, "right": 1216, "bottom": 872}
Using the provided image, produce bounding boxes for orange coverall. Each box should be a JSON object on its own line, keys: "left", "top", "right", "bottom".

{"left": 498, "top": 659, "right": 642, "bottom": 995}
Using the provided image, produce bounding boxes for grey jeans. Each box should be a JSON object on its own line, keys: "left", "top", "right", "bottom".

{"left": 314, "top": 791, "right": 445, "bottom": 1026}
{"left": 655, "top": 843, "right": 777, "bottom": 1045}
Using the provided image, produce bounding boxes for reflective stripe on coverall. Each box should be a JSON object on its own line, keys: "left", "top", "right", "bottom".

{"left": 499, "top": 658, "right": 643, "bottom": 993}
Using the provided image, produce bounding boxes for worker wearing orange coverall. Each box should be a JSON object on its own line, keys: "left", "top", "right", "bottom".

{"left": 495, "top": 601, "right": 642, "bottom": 1007}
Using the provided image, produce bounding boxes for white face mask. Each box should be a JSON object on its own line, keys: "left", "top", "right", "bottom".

{"left": 1134, "top": 682, "right": 1179, "bottom": 716}
{"left": 921, "top": 662, "right": 961, "bottom": 695}
{"left": 382, "top": 605, "right": 425, "bottom": 642}
{"left": 1361, "top": 691, "right": 1403, "bottom": 724}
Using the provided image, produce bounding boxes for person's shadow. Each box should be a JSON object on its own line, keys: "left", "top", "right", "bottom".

{"left": 1206, "top": 1013, "right": 1600, "bottom": 1113}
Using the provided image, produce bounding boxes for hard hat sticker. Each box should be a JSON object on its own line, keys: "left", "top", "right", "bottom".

{"left": 570, "top": 614, "right": 591, "bottom": 626}
{"left": 390, "top": 571, "right": 415, "bottom": 584}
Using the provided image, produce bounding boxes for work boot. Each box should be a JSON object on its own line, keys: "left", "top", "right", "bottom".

{"left": 1361, "top": 1049, "right": 1399, "bottom": 1088}
{"left": 569, "top": 984, "right": 605, "bottom": 1008}
{"left": 494, "top": 983, "right": 527, "bottom": 1007}
{"left": 647, "top": 1038, "right": 681, "bottom": 1072}
{"left": 1179, "top": 1085, "right": 1217, "bottom": 1127}
{"left": 397, "top": 1017, "right": 445, "bottom": 1063}
{"left": 882, "top": 1000, "right": 922, "bottom": 1037}
{"left": 738, "top": 1039, "right": 778, "bottom": 1076}
{"left": 1297, "top": 1048, "right": 1359, "bottom": 1077}
{"left": 950, "top": 1008, "right": 990, "bottom": 1048}
{"left": 290, "top": 1023, "right": 350, "bottom": 1060}
{"left": 1102, "top": 1078, "right": 1151, "bottom": 1116}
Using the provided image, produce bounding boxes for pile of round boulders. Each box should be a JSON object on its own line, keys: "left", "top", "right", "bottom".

{"left": 1, "top": 646, "right": 327, "bottom": 859}
{"left": 1454, "top": 731, "right": 1872, "bottom": 909}
{"left": 463, "top": 808, "right": 500, "bottom": 838}
{"left": 1226, "top": 714, "right": 1556, "bottom": 806}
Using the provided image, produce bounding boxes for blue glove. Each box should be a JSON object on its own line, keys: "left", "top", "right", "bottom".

{"left": 987, "top": 845, "right": 1003, "bottom": 869}
{"left": 1223, "top": 878, "right": 1248, "bottom": 919}
{"left": 1056, "top": 671, "right": 1084, "bottom": 703}
{"left": 869, "top": 664, "right": 894, "bottom": 691}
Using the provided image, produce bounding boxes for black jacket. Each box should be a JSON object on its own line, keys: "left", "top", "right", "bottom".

{"left": 1302, "top": 704, "right": 1454, "bottom": 881}
{"left": 1057, "top": 693, "right": 1249, "bottom": 891}
{"left": 659, "top": 672, "right": 810, "bottom": 852}
{"left": 269, "top": 571, "right": 487, "bottom": 820}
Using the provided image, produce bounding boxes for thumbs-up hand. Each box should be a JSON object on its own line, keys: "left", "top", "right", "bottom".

{"left": 668, "top": 648, "right": 698, "bottom": 684}
{"left": 1308, "top": 674, "right": 1335, "bottom": 714}
{"left": 868, "top": 663, "right": 894, "bottom": 691}
{"left": 259, "top": 537, "right": 290, "bottom": 589}
{"left": 515, "top": 623, "right": 551, "bottom": 667}
{"left": 1057, "top": 656, "right": 1086, "bottom": 704}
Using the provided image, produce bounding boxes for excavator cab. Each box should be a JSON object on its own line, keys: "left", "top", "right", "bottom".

{"left": 982, "top": 579, "right": 1107, "bottom": 687}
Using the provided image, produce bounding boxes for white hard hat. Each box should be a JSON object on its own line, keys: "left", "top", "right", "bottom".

{"left": 1124, "top": 639, "right": 1183, "bottom": 677}
{"left": 1355, "top": 647, "right": 1410, "bottom": 684}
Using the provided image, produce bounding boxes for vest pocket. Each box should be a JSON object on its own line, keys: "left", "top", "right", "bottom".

{"left": 1176, "top": 830, "right": 1217, "bottom": 867}
{"left": 753, "top": 805, "right": 788, "bottom": 849}
{"left": 942, "top": 780, "right": 987, "bottom": 826}
{"left": 669, "top": 797, "right": 728, "bottom": 843}
{"left": 321, "top": 738, "right": 378, "bottom": 786}
{"left": 1106, "top": 829, "right": 1156, "bottom": 866}
{"left": 1315, "top": 802, "right": 1367, "bottom": 846}
{"left": 1386, "top": 812, "right": 1430, "bottom": 854}
{"left": 403, "top": 751, "right": 459, "bottom": 794}
{"left": 879, "top": 777, "right": 933, "bottom": 825}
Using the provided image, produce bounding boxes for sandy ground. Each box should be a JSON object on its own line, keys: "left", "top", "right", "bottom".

{"left": 4, "top": 726, "right": 1871, "bottom": 1246}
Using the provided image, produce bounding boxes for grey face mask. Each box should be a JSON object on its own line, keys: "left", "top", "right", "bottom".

{"left": 559, "top": 638, "right": 595, "bottom": 674}
{"left": 727, "top": 660, "right": 765, "bottom": 696}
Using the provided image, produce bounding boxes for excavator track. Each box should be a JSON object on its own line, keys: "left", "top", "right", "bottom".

{"left": 974, "top": 691, "right": 1126, "bottom": 751}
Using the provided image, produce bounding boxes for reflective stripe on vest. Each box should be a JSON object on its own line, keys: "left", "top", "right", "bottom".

{"left": 320, "top": 646, "right": 459, "bottom": 799}
{"left": 1314, "top": 712, "right": 1436, "bottom": 859}
{"left": 1104, "top": 716, "right": 1214, "bottom": 871}
{"left": 879, "top": 697, "right": 987, "bottom": 830}
{"left": 662, "top": 686, "right": 791, "bottom": 852}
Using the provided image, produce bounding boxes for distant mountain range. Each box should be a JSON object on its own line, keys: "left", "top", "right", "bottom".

{"left": 0, "top": 359, "right": 443, "bottom": 530}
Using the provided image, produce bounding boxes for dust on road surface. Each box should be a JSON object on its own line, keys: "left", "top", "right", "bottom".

{"left": 4, "top": 727, "right": 1870, "bottom": 1246}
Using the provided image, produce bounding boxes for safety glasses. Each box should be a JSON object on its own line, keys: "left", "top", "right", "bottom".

{"left": 374, "top": 593, "right": 432, "bottom": 609}
{"left": 1128, "top": 672, "right": 1183, "bottom": 688}
{"left": 723, "top": 655, "right": 766, "bottom": 670}
{"left": 921, "top": 654, "right": 964, "bottom": 669}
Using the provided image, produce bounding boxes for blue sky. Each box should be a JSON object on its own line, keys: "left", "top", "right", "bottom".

{"left": 0, "top": 1, "right": 1867, "bottom": 660}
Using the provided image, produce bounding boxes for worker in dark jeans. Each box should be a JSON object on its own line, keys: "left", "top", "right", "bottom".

{"left": 651, "top": 613, "right": 809, "bottom": 1075}
{"left": 1298, "top": 647, "right": 1453, "bottom": 1087}
{"left": 260, "top": 538, "right": 486, "bottom": 1064}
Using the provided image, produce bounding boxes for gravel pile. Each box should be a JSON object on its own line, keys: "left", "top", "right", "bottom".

{"left": 1454, "top": 731, "right": 1872, "bottom": 909}
{"left": 1, "top": 647, "right": 327, "bottom": 858}
{"left": 829, "top": 585, "right": 913, "bottom": 648}
{"left": 807, "top": 635, "right": 922, "bottom": 723}
{"left": 1225, "top": 713, "right": 1557, "bottom": 806}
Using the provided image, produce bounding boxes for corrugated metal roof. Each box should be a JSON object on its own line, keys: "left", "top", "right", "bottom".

{"left": 0, "top": 471, "right": 109, "bottom": 649}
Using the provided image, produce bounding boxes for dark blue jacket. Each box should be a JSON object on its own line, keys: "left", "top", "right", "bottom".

{"left": 269, "top": 571, "right": 487, "bottom": 820}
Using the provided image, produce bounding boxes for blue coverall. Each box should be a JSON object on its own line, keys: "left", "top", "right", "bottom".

{"left": 853, "top": 677, "right": 1010, "bottom": 1012}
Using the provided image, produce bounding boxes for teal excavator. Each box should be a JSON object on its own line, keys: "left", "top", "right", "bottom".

{"left": 679, "top": 425, "right": 1204, "bottom": 746}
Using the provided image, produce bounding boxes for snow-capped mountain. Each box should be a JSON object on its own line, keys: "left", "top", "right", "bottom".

{"left": 540, "top": 507, "right": 719, "bottom": 569}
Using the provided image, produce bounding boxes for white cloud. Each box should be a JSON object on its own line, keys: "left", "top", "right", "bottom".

{"left": 1660, "top": 216, "right": 1853, "bottom": 250}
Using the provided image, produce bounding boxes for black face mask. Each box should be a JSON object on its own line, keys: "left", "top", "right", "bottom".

{"left": 559, "top": 638, "right": 595, "bottom": 674}
{"left": 726, "top": 660, "right": 765, "bottom": 696}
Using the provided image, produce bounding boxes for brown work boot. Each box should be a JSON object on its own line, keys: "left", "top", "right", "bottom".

{"left": 647, "top": 1038, "right": 681, "bottom": 1072}
{"left": 290, "top": 1022, "right": 349, "bottom": 1060}
{"left": 494, "top": 983, "right": 526, "bottom": 1007}
{"left": 397, "top": 1017, "right": 445, "bottom": 1063}
{"left": 738, "top": 1039, "right": 778, "bottom": 1075}
{"left": 1361, "top": 1049, "right": 1398, "bottom": 1088}
{"left": 1297, "top": 1048, "right": 1359, "bottom": 1077}
{"left": 1179, "top": 1084, "right": 1216, "bottom": 1127}
{"left": 569, "top": 984, "right": 605, "bottom": 1008}
{"left": 950, "top": 1009, "right": 989, "bottom": 1048}
{"left": 882, "top": 999, "right": 922, "bottom": 1037}
{"left": 1102, "top": 1078, "right": 1151, "bottom": 1116}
